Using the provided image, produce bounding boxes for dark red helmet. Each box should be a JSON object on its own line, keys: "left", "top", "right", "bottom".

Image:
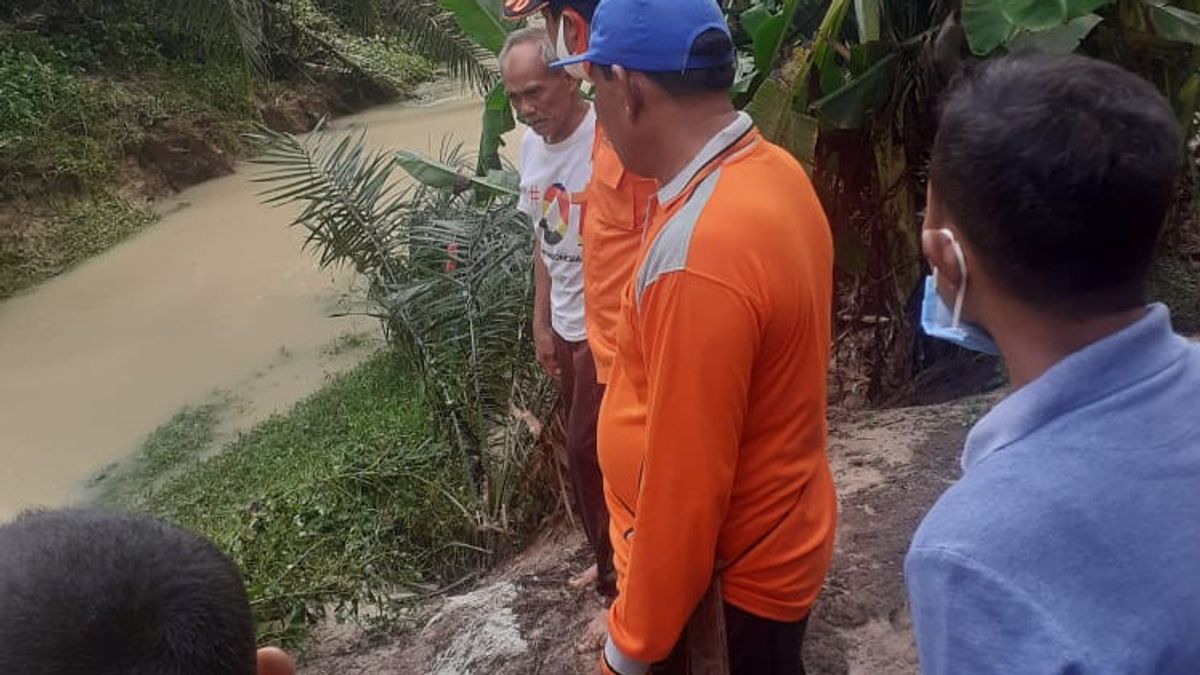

{"left": 502, "top": 0, "right": 548, "bottom": 19}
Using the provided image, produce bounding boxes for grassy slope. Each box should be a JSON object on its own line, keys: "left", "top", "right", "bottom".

{"left": 0, "top": 23, "right": 430, "bottom": 299}
{"left": 101, "top": 352, "right": 478, "bottom": 647}
{"left": 0, "top": 34, "right": 252, "bottom": 297}
{"left": 0, "top": 194, "right": 158, "bottom": 297}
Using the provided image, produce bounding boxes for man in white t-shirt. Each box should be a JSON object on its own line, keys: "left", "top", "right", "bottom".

{"left": 501, "top": 28, "right": 614, "bottom": 602}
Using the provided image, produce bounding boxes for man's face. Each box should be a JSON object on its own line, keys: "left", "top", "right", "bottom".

{"left": 501, "top": 42, "right": 579, "bottom": 142}
{"left": 591, "top": 67, "right": 648, "bottom": 176}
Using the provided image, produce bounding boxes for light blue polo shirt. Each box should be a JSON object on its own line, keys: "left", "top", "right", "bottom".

{"left": 906, "top": 304, "right": 1200, "bottom": 674}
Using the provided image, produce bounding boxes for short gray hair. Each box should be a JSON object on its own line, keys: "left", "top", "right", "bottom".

{"left": 499, "top": 26, "right": 557, "bottom": 72}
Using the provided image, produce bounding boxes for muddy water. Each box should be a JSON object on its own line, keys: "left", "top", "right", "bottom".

{"left": 0, "top": 94, "right": 510, "bottom": 518}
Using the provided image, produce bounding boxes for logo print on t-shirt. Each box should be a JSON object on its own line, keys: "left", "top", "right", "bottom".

{"left": 538, "top": 183, "right": 571, "bottom": 246}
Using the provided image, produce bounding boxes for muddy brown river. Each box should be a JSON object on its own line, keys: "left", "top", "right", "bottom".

{"left": 0, "top": 94, "right": 512, "bottom": 518}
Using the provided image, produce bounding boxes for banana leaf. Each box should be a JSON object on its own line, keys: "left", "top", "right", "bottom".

{"left": 1000, "top": 0, "right": 1069, "bottom": 31}
{"left": 1007, "top": 13, "right": 1103, "bottom": 54}
{"left": 477, "top": 81, "right": 516, "bottom": 175}
{"left": 746, "top": 77, "right": 820, "bottom": 170}
{"left": 1142, "top": 0, "right": 1200, "bottom": 46}
{"left": 854, "top": 0, "right": 881, "bottom": 42}
{"left": 810, "top": 53, "right": 898, "bottom": 130}
{"left": 962, "top": 0, "right": 1018, "bottom": 54}
{"left": 396, "top": 150, "right": 519, "bottom": 197}
{"left": 748, "top": 0, "right": 800, "bottom": 74}
{"left": 436, "top": 0, "right": 509, "bottom": 54}
{"left": 1068, "top": 0, "right": 1113, "bottom": 14}
{"left": 963, "top": 0, "right": 1115, "bottom": 55}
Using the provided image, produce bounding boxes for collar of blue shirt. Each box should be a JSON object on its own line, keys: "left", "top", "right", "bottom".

{"left": 962, "top": 303, "right": 1190, "bottom": 471}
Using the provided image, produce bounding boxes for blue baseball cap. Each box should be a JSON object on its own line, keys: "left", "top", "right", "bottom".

{"left": 550, "top": 0, "right": 733, "bottom": 73}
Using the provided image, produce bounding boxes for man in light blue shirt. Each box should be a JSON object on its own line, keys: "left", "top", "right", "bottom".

{"left": 907, "top": 54, "right": 1200, "bottom": 674}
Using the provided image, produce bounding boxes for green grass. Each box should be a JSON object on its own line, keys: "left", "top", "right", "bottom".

{"left": 104, "top": 352, "right": 478, "bottom": 648}
{"left": 0, "top": 44, "right": 142, "bottom": 197}
{"left": 322, "top": 331, "right": 375, "bottom": 356}
{"left": 0, "top": 192, "right": 157, "bottom": 298}
{"left": 93, "top": 397, "right": 230, "bottom": 506}
{"left": 0, "top": 23, "right": 430, "bottom": 299}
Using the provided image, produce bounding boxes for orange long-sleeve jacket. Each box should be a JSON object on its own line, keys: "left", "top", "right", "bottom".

{"left": 598, "top": 113, "right": 837, "bottom": 673}
{"left": 580, "top": 127, "right": 658, "bottom": 384}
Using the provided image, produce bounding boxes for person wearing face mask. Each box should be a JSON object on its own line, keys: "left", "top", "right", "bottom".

{"left": 551, "top": 0, "right": 837, "bottom": 672}
{"left": 907, "top": 54, "right": 1200, "bottom": 674}
{"left": 505, "top": 0, "right": 658, "bottom": 398}
{"left": 503, "top": 0, "right": 658, "bottom": 629}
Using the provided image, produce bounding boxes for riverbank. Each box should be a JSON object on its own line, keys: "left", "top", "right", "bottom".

{"left": 0, "top": 4, "right": 431, "bottom": 299}
{"left": 0, "top": 94, "right": 505, "bottom": 518}
{"left": 0, "top": 67, "right": 422, "bottom": 299}
{"left": 293, "top": 397, "right": 994, "bottom": 675}
{"left": 98, "top": 350, "right": 481, "bottom": 648}
{"left": 90, "top": 340, "right": 993, "bottom": 670}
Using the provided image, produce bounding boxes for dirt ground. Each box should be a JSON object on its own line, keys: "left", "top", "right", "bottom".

{"left": 299, "top": 398, "right": 991, "bottom": 675}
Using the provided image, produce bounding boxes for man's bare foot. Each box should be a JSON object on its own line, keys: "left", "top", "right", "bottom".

{"left": 569, "top": 563, "right": 598, "bottom": 590}
{"left": 576, "top": 607, "right": 608, "bottom": 653}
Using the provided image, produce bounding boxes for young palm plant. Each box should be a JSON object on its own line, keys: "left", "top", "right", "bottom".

{"left": 252, "top": 125, "right": 557, "bottom": 555}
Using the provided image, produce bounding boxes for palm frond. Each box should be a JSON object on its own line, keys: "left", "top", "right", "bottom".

{"left": 165, "top": 0, "right": 268, "bottom": 74}
{"left": 251, "top": 124, "right": 408, "bottom": 280}
{"left": 252, "top": 126, "right": 547, "bottom": 527}
{"left": 385, "top": 0, "right": 499, "bottom": 94}
{"left": 325, "top": 0, "right": 385, "bottom": 32}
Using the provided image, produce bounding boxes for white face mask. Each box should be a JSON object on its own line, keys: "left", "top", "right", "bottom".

{"left": 556, "top": 16, "right": 588, "bottom": 81}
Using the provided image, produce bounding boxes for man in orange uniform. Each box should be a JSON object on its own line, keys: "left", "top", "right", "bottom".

{"left": 553, "top": 0, "right": 837, "bottom": 672}
{"left": 504, "top": 0, "right": 658, "bottom": 603}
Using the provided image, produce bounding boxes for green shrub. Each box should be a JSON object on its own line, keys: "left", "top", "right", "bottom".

{"left": 0, "top": 192, "right": 156, "bottom": 298}
{"left": 0, "top": 47, "right": 79, "bottom": 158}
{"left": 0, "top": 44, "right": 147, "bottom": 197}
{"left": 122, "top": 353, "right": 476, "bottom": 647}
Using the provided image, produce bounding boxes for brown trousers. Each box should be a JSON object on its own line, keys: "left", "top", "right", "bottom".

{"left": 553, "top": 334, "right": 615, "bottom": 598}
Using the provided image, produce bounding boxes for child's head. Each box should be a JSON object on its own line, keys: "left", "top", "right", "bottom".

{"left": 0, "top": 508, "right": 293, "bottom": 675}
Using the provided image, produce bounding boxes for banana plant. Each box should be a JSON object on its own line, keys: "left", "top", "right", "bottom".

{"left": 394, "top": 149, "right": 519, "bottom": 198}
{"left": 733, "top": 0, "right": 1200, "bottom": 397}
{"left": 424, "top": 0, "right": 516, "bottom": 175}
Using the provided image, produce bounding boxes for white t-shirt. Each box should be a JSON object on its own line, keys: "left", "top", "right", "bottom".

{"left": 517, "top": 105, "right": 595, "bottom": 343}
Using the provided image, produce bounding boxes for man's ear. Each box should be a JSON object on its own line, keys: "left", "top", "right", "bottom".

{"left": 610, "top": 65, "right": 643, "bottom": 124}
{"left": 921, "top": 184, "right": 964, "bottom": 291}
{"left": 257, "top": 647, "right": 295, "bottom": 675}
{"left": 562, "top": 8, "right": 588, "bottom": 53}
{"left": 922, "top": 227, "right": 963, "bottom": 289}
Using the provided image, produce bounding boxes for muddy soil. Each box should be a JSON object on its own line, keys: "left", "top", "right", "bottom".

{"left": 298, "top": 398, "right": 994, "bottom": 675}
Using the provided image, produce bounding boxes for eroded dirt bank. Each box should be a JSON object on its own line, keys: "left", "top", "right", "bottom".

{"left": 298, "top": 398, "right": 991, "bottom": 675}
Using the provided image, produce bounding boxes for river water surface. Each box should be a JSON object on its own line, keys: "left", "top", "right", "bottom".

{"left": 0, "top": 94, "right": 509, "bottom": 518}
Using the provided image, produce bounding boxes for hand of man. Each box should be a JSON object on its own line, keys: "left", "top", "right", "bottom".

{"left": 534, "top": 322, "right": 561, "bottom": 381}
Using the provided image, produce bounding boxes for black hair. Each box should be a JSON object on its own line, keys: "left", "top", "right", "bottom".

{"left": 546, "top": 0, "right": 598, "bottom": 22}
{"left": 644, "top": 29, "right": 735, "bottom": 95}
{"left": 931, "top": 54, "right": 1182, "bottom": 316}
{"left": 598, "top": 29, "right": 735, "bottom": 97}
{"left": 0, "top": 509, "right": 256, "bottom": 675}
